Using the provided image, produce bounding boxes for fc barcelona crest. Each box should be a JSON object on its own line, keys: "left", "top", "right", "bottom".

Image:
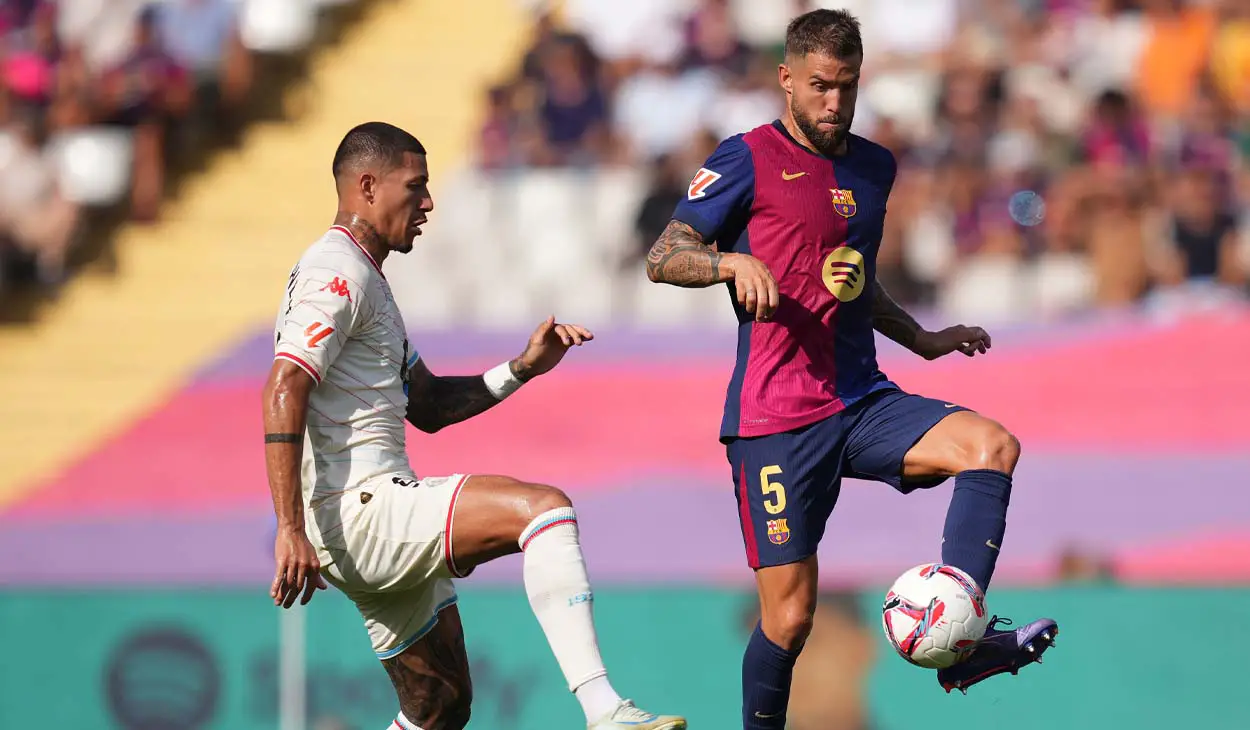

{"left": 767, "top": 518, "right": 791, "bottom": 545}
{"left": 831, "top": 188, "right": 857, "bottom": 218}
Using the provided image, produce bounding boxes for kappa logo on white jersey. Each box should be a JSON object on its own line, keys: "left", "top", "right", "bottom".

{"left": 687, "top": 167, "right": 722, "bottom": 200}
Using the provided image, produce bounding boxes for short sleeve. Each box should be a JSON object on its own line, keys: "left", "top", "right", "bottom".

{"left": 274, "top": 267, "right": 364, "bottom": 384}
{"left": 672, "top": 134, "right": 755, "bottom": 244}
{"left": 883, "top": 147, "right": 899, "bottom": 199}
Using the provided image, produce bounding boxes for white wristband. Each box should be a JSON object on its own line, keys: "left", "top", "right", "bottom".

{"left": 483, "top": 361, "right": 524, "bottom": 400}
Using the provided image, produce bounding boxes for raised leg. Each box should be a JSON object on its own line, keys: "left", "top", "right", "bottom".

{"left": 448, "top": 475, "right": 685, "bottom": 729}
{"left": 904, "top": 411, "right": 1019, "bottom": 591}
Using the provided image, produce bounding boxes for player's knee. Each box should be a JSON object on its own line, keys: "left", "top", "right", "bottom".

{"left": 966, "top": 423, "right": 1020, "bottom": 474}
{"left": 522, "top": 482, "right": 574, "bottom": 518}
{"left": 762, "top": 601, "right": 815, "bottom": 651}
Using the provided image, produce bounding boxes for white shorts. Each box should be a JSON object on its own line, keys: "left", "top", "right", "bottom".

{"left": 307, "top": 473, "right": 473, "bottom": 659}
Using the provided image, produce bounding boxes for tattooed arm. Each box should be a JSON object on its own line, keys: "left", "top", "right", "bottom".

{"left": 646, "top": 219, "right": 780, "bottom": 320}
{"left": 405, "top": 357, "right": 525, "bottom": 433}
{"left": 644, "top": 220, "right": 732, "bottom": 287}
{"left": 872, "top": 281, "right": 993, "bottom": 360}
{"left": 405, "top": 318, "right": 592, "bottom": 433}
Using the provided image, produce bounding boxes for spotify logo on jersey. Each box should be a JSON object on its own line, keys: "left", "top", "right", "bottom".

{"left": 822, "top": 247, "right": 867, "bottom": 302}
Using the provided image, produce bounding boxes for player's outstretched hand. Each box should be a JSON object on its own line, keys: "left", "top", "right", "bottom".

{"left": 914, "top": 325, "right": 992, "bottom": 360}
{"left": 272, "top": 527, "right": 327, "bottom": 609}
{"left": 726, "top": 253, "right": 779, "bottom": 322}
{"left": 512, "top": 316, "right": 594, "bottom": 380}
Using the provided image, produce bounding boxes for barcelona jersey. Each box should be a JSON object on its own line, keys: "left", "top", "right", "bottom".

{"left": 672, "top": 121, "right": 899, "bottom": 441}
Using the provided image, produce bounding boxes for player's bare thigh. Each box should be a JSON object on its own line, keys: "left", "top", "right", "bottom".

{"left": 902, "top": 411, "right": 1021, "bottom": 478}
{"left": 448, "top": 474, "right": 574, "bottom": 572}
{"left": 381, "top": 604, "right": 472, "bottom": 730}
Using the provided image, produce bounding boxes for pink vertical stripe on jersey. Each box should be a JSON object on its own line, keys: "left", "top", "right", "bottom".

{"left": 738, "top": 460, "right": 760, "bottom": 567}
{"left": 734, "top": 125, "right": 849, "bottom": 436}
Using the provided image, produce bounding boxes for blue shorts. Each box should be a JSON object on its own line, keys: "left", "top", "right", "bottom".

{"left": 726, "top": 388, "right": 970, "bottom": 569}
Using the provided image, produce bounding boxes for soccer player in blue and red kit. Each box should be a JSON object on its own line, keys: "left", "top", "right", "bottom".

{"left": 645, "top": 9, "right": 1058, "bottom": 726}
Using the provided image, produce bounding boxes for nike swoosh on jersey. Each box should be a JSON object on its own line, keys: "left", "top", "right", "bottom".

{"left": 781, "top": 170, "right": 807, "bottom": 180}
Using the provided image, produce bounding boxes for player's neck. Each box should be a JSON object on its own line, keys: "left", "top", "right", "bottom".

{"left": 333, "top": 211, "right": 390, "bottom": 266}
{"left": 780, "top": 115, "right": 848, "bottom": 158}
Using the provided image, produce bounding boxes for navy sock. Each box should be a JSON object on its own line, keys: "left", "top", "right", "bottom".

{"left": 742, "top": 622, "right": 801, "bottom": 730}
{"left": 941, "top": 469, "right": 1012, "bottom": 592}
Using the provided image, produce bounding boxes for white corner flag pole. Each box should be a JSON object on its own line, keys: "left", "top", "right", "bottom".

{"left": 279, "top": 603, "right": 307, "bottom": 730}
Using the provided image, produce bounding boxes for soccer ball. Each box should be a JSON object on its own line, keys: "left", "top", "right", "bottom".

{"left": 881, "top": 563, "right": 989, "bottom": 669}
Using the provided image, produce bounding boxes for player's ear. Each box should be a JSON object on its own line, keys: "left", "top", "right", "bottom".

{"left": 778, "top": 62, "right": 793, "bottom": 94}
{"left": 359, "top": 172, "right": 377, "bottom": 204}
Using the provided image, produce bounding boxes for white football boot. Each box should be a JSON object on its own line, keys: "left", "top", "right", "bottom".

{"left": 587, "top": 699, "right": 687, "bottom": 729}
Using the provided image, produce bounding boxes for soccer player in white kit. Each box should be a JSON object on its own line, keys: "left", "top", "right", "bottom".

{"left": 261, "top": 122, "right": 686, "bottom": 730}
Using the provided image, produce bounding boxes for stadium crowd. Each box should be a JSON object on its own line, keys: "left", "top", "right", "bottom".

{"left": 479, "top": 0, "right": 1250, "bottom": 318}
{"left": 0, "top": 0, "right": 255, "bottom": 293}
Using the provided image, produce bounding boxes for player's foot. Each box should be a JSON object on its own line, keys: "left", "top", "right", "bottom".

{"left": 937, "top": 616, "right": 1058, "bottom": 695}
{"left": 587, "top": 699, "right": 687, "bottom": 729}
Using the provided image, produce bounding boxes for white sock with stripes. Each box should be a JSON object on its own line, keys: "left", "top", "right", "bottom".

{"left": 391, "top": 712, "right": 424, "bottom": 729}
{"left": 520, "top": 507, "right": 622, "bottom": 722}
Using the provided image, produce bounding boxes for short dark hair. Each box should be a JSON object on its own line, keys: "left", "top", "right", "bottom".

{"left": 331, "top": 121, "right": 426, "bottom": 179}
{"left": 784, "top": 9, "right": 863, "bottom": 61}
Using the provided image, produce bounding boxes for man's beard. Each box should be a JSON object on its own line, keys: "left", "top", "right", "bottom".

{"left": 793, "top": 100, "right": 850, "bottom": 156}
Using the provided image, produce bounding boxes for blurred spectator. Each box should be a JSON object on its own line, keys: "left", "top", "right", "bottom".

{"left": 704, "top": 49, "right": 782, "bottom": 142}
{"left": 3, "top": 3, "right": 56, "bottom": 105}
{"left": 99, "top": 6, "right": 191, "bottom": 222}
{"left": 0, "top": 105, "right": 80, "bottom": 284}
{"left": 0, "top": 0, "right": 285, "bottom": 301}
{"left": 1150, "top": 166, "right": 1247, "bottom": 293}
{"left": 1056, "top": 545, "right": 1116, "bottom": 583}
{"left": 632, "top": 153, "right": 686, "bottom": 262}
{"left": 1081, "top": 89, "right": 1152, "bottom": 169}
{"left": 1083, "top": 178, "right": 1150, "bottom": 306}
{"left": 1065, "top": 0, "right": 1149, "bottom": 100}
{"left": 679, "top": 0, "right": 752, "bottom": 77}
{"left": 474, "top": 0, "right": 1250, "bottom": 320}
{"left": 525, "top": 36, "right": 609, "bottom": 166}
{"left": 561, "top": 0, "right": 688, "bottom": 69}
{"left": 1175, "top": 84, "right": 1238, "bottom": 197}
{"left": 155, "top": 0, "right": 253, "bottom": 120}
{"left": 613, "top": 54, "right": 719, "bottom": 160}
{"left": 478, "top": 84, "right": 521, "bottom": 171}
{"left": 1135, "top": 0, "right": 1217, "bottom": 120}
{"left": 520, "top": 11, "right": 597, "bottom": 85}
{"left": 1210, "top": 0, "right": 1250, "bottom": 115}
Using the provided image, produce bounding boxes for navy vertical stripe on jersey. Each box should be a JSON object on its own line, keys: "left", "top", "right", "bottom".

{"left": 672, "top": 134, "right": 756, "bottom": 243}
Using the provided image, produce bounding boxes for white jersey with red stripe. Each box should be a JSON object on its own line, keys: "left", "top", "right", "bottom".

{"left": 273, "top": 225, "right": 415, "bottom": 502}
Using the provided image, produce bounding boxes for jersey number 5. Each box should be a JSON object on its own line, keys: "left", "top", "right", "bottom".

{"left": 760, "top": 465, "right": 786, "bottom": 514}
